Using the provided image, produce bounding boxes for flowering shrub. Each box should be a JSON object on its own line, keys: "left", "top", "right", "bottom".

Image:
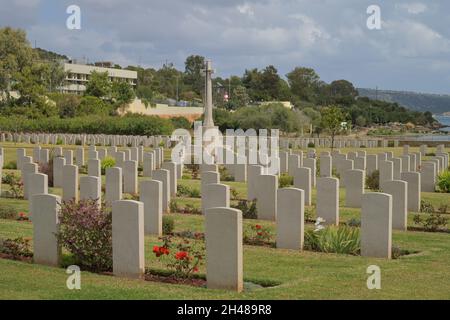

{"left": 2, "top": 173, "right": 23, "bottom": 199}
{"left": 0, "top": 237, "right": 33, "bottom": 260}
{"left": 153, "top": 236, "right": 204, "bottom": 278}
{"left": 17, "top": 212, "right": 29, "bottom": 221}
{"left": 244, "top": 224, "right": 273, "bottom": 246}
{"left": 57, "top": 199, "right": 112, "bottom": 272}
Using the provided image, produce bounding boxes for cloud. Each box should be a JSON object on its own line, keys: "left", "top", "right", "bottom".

{"left": 1, "top": 0, "right": 450, "bottom": 93}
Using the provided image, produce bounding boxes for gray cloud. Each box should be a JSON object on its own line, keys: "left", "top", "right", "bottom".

{"left": 1, "top": 0, "right": 450, "bottom": 93}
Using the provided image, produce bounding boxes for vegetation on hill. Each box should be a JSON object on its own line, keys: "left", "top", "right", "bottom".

{"left": 358, "top": 88, "right": 450, "bottom": 115}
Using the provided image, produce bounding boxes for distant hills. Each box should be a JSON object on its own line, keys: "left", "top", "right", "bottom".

{"left": 358, "top": 88, "right": 450, "bottom": 115}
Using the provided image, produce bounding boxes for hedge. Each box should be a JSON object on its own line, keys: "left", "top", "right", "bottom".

{"left": 0, "top": 114, "right": 175, "bottom": 136}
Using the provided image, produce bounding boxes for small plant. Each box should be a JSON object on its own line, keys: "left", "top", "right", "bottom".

{"left": 0, "top": 205, "right": 18, "bottom": 220}
{"left": 189, "top": 164, "right": 200, "bottom": 180}
{"left": 3, "top": 161, "right": 17, "bottom": 170}
{"left": 177, "top": 185, "right": 200, "bottom": 198}
{"left": 420, "top": 200, "right": 435, "bottom": 214}
{"left": 56, "top": 138, "right": 64, "bottom": 145}
{"left": 17, "top": 212, "right": 29, "bottom": 221}
{"left": 0, "top": 237, "right": 33, "bottom": 260}
{"left": 308, "top": 142, "right": 315, "bottom": 148}
{"left": 437, "top": 170, "right": 450, "bottom": 193}
{"left": 366, "top": 170, "right": 380, "bottom": 191}
{"left": 57, "top": 199, "right": 112, "bottom": 272}
{"left": 2, "top": 173, "right": 24, "bottom": 199}
{"left": 346, "top": 218, "right": 361, "bottom": 228}
{"left": 75, "top": 139, "right": 82, "bottom": 146}
{"left": 152, "top": 235, "right": 205, "bottom": 279}
{"left": 230, "top": 188, "right": 240, "bottom": 201}
{"left": 304, "top": 225, "right": 360, "bottom": 255}
{"left": 101, "top": 156, "right": 116, "bottom": 175}
{"left": 244, "top": 224, "right": 273, "bottom": 246}
{"left": 163, "top": 216, "right": 175, "bottom": 235}
{"left": 413, "top": 213, "right": 448, "bottom": 232}
{"left": 232, "top": 200, "right": 258, "bottom": 219}
{"left": 219, "top": 166, "right": 234, "bottom": 181}
{"left": 437, "top": 204, "right": 448, "bottom": 214}
{"left": 169, "top": 199, "right": 180, "bottom": 213}
{"left": 304, "top": 208, "right": 315, "bottom": 222}
{"left": 278, "top": 174, "right": 293, "bottom": 188}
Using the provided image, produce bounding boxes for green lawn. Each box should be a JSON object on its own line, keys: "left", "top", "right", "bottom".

{"left": 1, "top": 142, "right": 449, "bottom": 299}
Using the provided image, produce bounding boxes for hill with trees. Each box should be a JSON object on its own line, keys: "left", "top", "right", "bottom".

{"left": 358, "top": 88, "right": 450, "bottom": 115}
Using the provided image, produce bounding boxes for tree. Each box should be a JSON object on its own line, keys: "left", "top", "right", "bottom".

{"left": 85, "top": 71, "right": 111, "bottom": 98}
{"left": 321, "top": 105, "right": 346, "bottom": 151}
{"left": 112, "top": 81, "right": 135, "bottom": 108}
{"left": 43, "top": 61, "right": 67, "bottom": 93}
{"left": 226, "top": 85, "right": 250, "bottom": 110}
{"left": 0, "top": 27, "right": 36, "bottom": 102}
{"left": 286, "top": 67, "right": 321, "bottom": 102}
{"left": 184, "top": 55, "right": 205, "bottom": 96}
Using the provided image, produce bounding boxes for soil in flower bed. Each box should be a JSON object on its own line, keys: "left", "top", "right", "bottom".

{"left": 144, "top": 273, "right": 206, "bottom": 287}
{"left": 0, "top": 253, "right": 33, "bottom": 263}
{"left": 407, "top": 227, "right": 450, "bottom": 234}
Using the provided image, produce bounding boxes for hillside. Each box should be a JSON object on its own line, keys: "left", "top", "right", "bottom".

{"left": 358, "top": 88, "right": 450, "bottom": 115}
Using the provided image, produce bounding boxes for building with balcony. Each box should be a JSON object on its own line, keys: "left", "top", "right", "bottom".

{"left": 60, "top": 62, "right": 137, "bottom": 95}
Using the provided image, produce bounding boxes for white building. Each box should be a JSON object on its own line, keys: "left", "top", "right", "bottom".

{"left": 61, "top": 63, "right": 137, "bottom": 95}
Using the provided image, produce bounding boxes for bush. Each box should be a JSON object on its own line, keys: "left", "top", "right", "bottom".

{"left": 308, "top": 142, "right": 315, "bottom": 148}
{"left": 0, "top": 205, "right": 17, "bottom": 220}
{"left": 101, "top": 156, "right": 116, "bottom": 175}
{"left": 163, "top": 216, "right": 175, "bottom": 235}
{"left": 244, "top": 224, "right": 273, "bottom": 246}
{"left": 366, "top": 170, "right": 379, "bottom": 191}
{"left": 413, "top": 213, "right": 448, "bottom": 232}
{"left": 57, "top": 200, "right": 112, "bottom": 272}
{"left": 152, "top": 235, "right": 205, "bottom": 279}
{"left": 0, "top": 114, "right": 175, "bottom": 136}
{"left": 420, "top": 200, "right": 435, "bottom": 214}
{"left": 0, "top": 237, "right": 33, "bottom": 260}
{"left": 305, "top": 226, "right": 360, "bottom": 255}
{"left": 346, "top": 218, "right": 361, "bottom": 228}
{"left": 437, "top": 170, "right": 450, "bottom": 193}
{"left": 3, "top": 161, "right": 17, "bottom": 170}
{"left": 232, "top": 200, "right": 258, "bottom": 219}
{"left": 2, "top": 172, "right": 23, "bottom": 199}
{"left": 176, "top": 185, "right": 200, "bottom": 198}
{"left": 219, "top": 166, "right": 234, "bottom": 181}
{"left": 279, "top": 174, "right": 293, "bottom": 188}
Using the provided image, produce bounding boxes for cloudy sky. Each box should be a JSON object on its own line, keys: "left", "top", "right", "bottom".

{"left": 2, "top": 0, "right": 450, "bottom": 94}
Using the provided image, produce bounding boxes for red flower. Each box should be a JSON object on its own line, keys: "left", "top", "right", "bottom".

{"left": 193, "top": 267, "right": 199, "bottom": 273}
{"left": 175, "top": 251, "right": 188, "bottom": 260}
{"left": 255, "top": 225, "right": 262, "bottom": 230}
{"left": 257, "top": 232, "right": 263, "bottom": 236}
{"left": 153, "top": 246, "right": 170, "bottom": 257}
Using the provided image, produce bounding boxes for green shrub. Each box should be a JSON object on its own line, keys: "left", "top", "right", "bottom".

{"left": 0, "top": 205, "right": 17, "bottom": 220}
{"left": 176, "top": 185, "right": 200, "bottom": 198}
{"left": 413, "top": 213, "right": 448, "bottom": 232}
{"left": 420, "top": 200, "right": 435, "bottom": 213}
{"left": 219, "top": 166, "right": 234, "bottom": 181}
{"left": 101, "top": 157, "right": 116, "bottom": 175}
{"left": 232, "top": 200, "right": 258, "bottom": 219}
{"left": 366, "top": 170, "right": 380, "bottom": 191}
{"left": 437, "top": 170, "right": 450, "bottom": 193}
{"left": 3, "top": 161, "right": 17, "bottom": 170}
{"left": 2, "top": 173, "right": 23, "bottom": 199}
{"left": 304, "top": 226, "right": 360, "bottom": 255}
{"left": 163, "top": 216, "right": 175, "bottom": 235}
{"left": 278, "top": 174, "right": 293, "bottom": 188}
{"left": 346, "top": 218, "right": 361, "bottom": 227}
{"left": 308, "top": 142, "right": 315, "bottom": 148}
